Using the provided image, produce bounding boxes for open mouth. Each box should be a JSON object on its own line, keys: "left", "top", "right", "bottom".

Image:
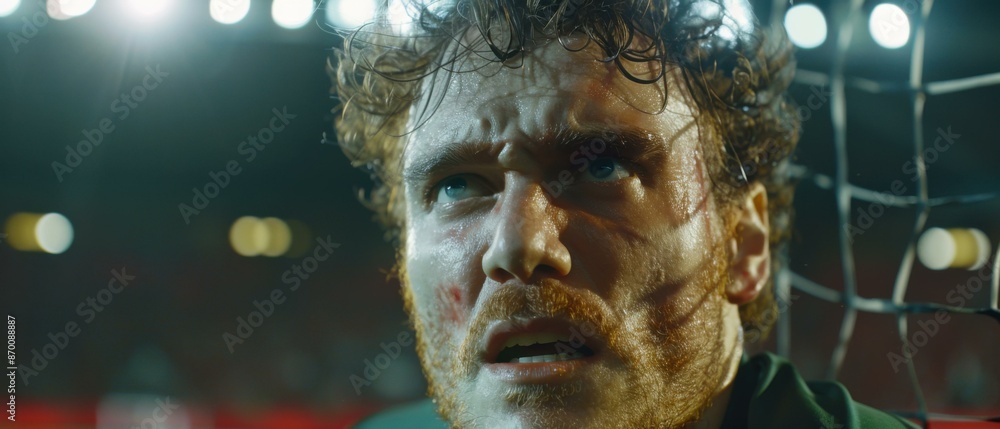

{"left": 494, "top": 332, "right": 596, "bottom": 363}
{"left": 483, "top": 318, "right": 601, "bottom": 365}
{"left": 480, "top": 318, "right": 603, "bottom": 383}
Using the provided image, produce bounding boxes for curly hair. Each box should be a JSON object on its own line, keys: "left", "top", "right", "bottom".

{"left": 329, "top": 0, "right": 800, "bottom": 339}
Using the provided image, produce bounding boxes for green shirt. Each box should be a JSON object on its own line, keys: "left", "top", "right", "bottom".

{"left": 354, "top": 352, "right": 919, "bottom": 428}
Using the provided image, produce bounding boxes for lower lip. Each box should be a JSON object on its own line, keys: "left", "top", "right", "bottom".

{"left": 483, "top": 356, "right": 596, "bottom": 384}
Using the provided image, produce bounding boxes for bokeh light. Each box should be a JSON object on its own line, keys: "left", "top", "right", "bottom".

{"left": 261, "top": 217, "right": 292, "bottom": 257}
{"left": 229, "top": 216, "right": 270, "bottom": 257}
{"left": 126, "top": 0, "right": 171, "bottom": 19}
{"left": 0, "top": 0, "right": 21, "bottom": 17}
{"left": 325, "top": 0, "right": 375, "bottom": 28}
{"left": 210, "top": 0, "right": 251, "bottom": 24}
{"left": 4, "top": 212, "right": 74, "bottom": 254}
{"left": 36, "top": 213, "right": 74, "bottom": 254}
{"left": 58, "top": 0, "right": 96, "bottom": 17}
{"left": 869, "top": 3, "right": 911, "bottom": 49}
{"left": 691, "top": 0, "right": 754, "bottom": 42}
{"left": 271, "top": 0, "right": 314, "bottom": 29}
{"left": 784, "top": 4, "right": 827, "bottom": 49}
{"left": 229, "top": 216, "right": 296, "bottom": 257}
{"left": 46, "top": 0, "right": 96, "bottom": 20}
{"left": 917, "top": 228, "right": 991, "bottom": 271}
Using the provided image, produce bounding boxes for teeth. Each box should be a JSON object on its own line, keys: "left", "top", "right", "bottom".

{"left": 510, "top": 352, "right": 585, "bottom": 364}
{"left": 501, "top": 332, "right": 571, "bottom": 350}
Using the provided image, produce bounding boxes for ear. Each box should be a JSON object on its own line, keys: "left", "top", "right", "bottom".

{"left": 726, "top": 181, "right": 770, "bottom": 305}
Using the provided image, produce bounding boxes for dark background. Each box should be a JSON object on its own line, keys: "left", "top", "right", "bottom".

{"left": 1, "top": 0, "right": 998, "bottom": 426}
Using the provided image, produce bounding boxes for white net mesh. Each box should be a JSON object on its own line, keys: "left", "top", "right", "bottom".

{"left": 769, "top": 0, "right": 1000, "bottom": 426}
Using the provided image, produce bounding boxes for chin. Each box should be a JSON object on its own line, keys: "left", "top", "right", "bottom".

{"left": 481, "top": 408, "right": 599, "bottom": 429}
{"left": 446, "top": 391, "right": 612, "bottom": 429}
{"left": 430, "top": 362, "right": 706, "bottom": 429}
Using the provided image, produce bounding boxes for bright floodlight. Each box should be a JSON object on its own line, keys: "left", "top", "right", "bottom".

{"left": 127, "top": 0, "right": 171, "bottom": 19}
{"left": 4, "top": 212, "right": 74, "bottom": 254}
{"left": 272, "top": 0, "right": 314, "bottom": 29}
{"left": 260, "top": 217, "right": 292, "bottom": 257}
{"left": 210, "top": 0, "right": 250, "bottom": 24}
{"left": 35, "top": 213, "right": 74, "bottom": 254}
{"left": 691, "top": 0, "right": 754, "bottom": 42}
{"left": 229, "top": 216, "right": 269, "bottom": 257}
{"left": 47, "top": 0, "right": 96, "bottom": 20}
{"left": 0, "top": 0, "right": 20, "bottom": 17}
{"left": 917, "top": 228, "right": 991, "bottom": 271}
{"left": 784, "top": 4, "right": 827, "bottom": 49}
{"left": 59, "top": 0, "right": 96, "bottom": 17}
{"left": 326, "top": 0, "right": 375, "bottom": 28}
{"left": 5, "top": 213, "right": 43, "bottom": 251}
{"left": 869, "top": 3, "right": 910, "bottom": 49}
{"left": 47, "top": 0, "right": 71, "bottom": 20}
{"left": 229, "top": 216, "right": 294, "bottom": 257}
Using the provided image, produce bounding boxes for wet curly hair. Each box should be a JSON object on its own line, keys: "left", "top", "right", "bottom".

{"left": 329, "top": 0, "right": 800, "bottom": 339}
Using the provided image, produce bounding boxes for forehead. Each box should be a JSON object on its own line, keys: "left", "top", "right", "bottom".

{"left": 403, "top": 36, "right": 698, "bottom": 166}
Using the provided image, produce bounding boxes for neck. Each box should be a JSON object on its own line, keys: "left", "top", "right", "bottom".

{"left": 683, "top": 381, "right": 734, "bottom": 429}
{"left": 685, "top": 320, "right": 745, "bottom": 429}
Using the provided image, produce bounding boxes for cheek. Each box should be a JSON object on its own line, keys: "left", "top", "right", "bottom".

{"left": 664, "top": 136, "right": 725, "bottom": 262}
{"left": 665, "top": 135, "right": 713, "bottom": 225}
{"left": 435, "top": 283, "right": 467, "bottom": 326}
{"left": 619, "top": 137, "right": 722, "bottom": 294}
{"left": 404, "top": 221, "right": 480, "bottom": 331}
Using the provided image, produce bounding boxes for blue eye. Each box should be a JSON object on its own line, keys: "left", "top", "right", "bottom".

{"left": 583, "top": 157, "right": 630, "bottom": 182}
{"left": 434, "top": 175, "right": 491, "bottom": 203}
{"left": 444, "top": 177, "right": 467, "bottom": 198}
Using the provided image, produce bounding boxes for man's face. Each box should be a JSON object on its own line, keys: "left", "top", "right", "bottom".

{"left": 399, "top": 38, "right": 750, "bottom": 428}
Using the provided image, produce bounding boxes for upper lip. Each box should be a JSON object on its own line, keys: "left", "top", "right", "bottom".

{"left": 480, "top": 317, "right": 603, "bottom": 364}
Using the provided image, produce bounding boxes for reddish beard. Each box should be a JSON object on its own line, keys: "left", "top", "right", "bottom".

{"left": 402, "top": 245, "right": 734, "bottom": 428}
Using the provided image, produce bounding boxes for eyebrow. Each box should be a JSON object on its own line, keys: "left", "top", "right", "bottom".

{"left": 401, "top": 125, "right": 670, "bottom": 184}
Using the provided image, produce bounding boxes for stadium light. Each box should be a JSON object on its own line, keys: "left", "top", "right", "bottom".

{"left": 125, "top": 0, "right": 172, "bottom": 19}
{"left": 784, "top": 4, "right": 827, "bottom": 49}
{"left": 869, "top": 3, "right": 910, "bottom": 49}
{"left": 691, "top": 0, "right": 753, "bottom": 42}
{"left": 58, "top": 0, "right": 96, "bottom": 17}
{"left": 0, "top": 0, "right": 20, "bottom": 17}
{"left": 272, "top": 0, "right": 314, "bottom": 29}
{"left": 917, "top": 228, "right": 991, "bottom": 271}
{"left": 210, "top": 0, "right": 251, "bottom": 25}
{"left": 229, "top": 216, "right": 293, "bottom": 257}
{"left": 47, "top": 0, "right": 96, "bottom": 20}
{"left": 36, "top": 212, "right": 74, "bottom": 254}
{"left": 230, "top": 216, "right": 269, "bottom": 257}
{"left": 4, "top": 212, "right": 74, "bottom": 254}
{"left": 325, "top": 0, "right": 375, "bottom": 28}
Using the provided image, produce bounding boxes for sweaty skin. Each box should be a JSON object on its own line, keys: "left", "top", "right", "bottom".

{"left": 398, "top": 37, "right": 768, "bottom": 429}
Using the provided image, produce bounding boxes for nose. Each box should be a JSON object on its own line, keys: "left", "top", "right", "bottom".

{"left": 481, "top": 182, "right": 571, "bottom": 283}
